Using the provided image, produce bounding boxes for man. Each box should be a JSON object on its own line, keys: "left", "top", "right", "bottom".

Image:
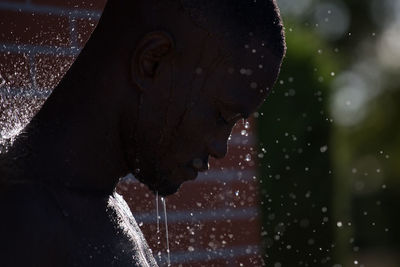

{"left": 0, "top": 0, "right": 285, "bottom": 266}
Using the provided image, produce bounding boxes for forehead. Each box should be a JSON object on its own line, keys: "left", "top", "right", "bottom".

{"left": 214, "top": 37, "right": 282, "bottom": 116}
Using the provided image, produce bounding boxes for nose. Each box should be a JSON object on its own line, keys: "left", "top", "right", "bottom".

{"left": 208, "top": 140, "right": 228, "bottom": 159}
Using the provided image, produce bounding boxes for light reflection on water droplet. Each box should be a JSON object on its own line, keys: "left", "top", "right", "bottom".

{"left": 244, "top": 121, "right": 250, "bottom": 129}
{"left": 235, "top": 190, "right": 239, "bottom": 197}
{"left": 0, "top": 73, "right": 6, "bottom": 87}
{"left": 320, "top": 145, "right": 328, "bottom": 153}
{"left": 245, "top": 154, "right": 251, "bottom": 162}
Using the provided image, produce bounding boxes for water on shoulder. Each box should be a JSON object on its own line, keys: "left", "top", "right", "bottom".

{"left": 107, "top": 192, "right": 158, "bottom": 267}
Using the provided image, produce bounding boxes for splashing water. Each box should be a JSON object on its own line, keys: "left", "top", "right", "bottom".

{"left": 0, "top": 73, "right": 5, "bottom": 88}
{"left": 155, "top": 191, "right": 162, "bottom": 263}
{"left": 161, "top": 197, "right": 171, "bottom": 266}
{"left": 108, "top": 193, "right": 157, "bottom": 267}
{"left": 156, "top": 191, "right": 160, "bottom": 233}
{"left": 0, "top": 74, "right": 46, "bottom": 152}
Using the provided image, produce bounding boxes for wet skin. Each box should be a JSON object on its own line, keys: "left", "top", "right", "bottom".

{"left": 131, "top": 28, "right": 282, "bottom": 196}
{"left": 0, "top": 0, "right": 284, "bottom": 266}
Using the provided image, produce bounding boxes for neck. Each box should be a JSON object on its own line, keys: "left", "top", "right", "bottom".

{"left": 3, "top": 43, "right": 137, "bottom": 196}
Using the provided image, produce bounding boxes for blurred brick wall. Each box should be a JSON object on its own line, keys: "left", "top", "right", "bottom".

{"left": 0, "top": 1, "right": 263, "bottom": 266}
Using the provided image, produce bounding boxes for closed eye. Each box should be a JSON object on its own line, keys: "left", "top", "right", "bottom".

{"left": 217, "top": 110, "right": 242, "bottom": 126}
{"left": 217, "top": 110, "right": 229, "bottom": 125}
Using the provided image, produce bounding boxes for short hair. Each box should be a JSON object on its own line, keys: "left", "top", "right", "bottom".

{"left": 97, "top": 0, "right": 286, "bottom": 60}
{"left": 179, "top": 0, "right": 286, "bottom": 59}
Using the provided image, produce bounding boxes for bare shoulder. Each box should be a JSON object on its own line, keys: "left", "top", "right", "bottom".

{"left": 0, "top": 182, "right": 73, "bottom": 267}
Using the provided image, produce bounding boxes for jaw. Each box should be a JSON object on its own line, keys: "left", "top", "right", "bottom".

{"left": 135, "top": 170, "right": 182, "bottom": 196}
{"left": 152, "top": 179, "right": 181, "bottom": 196}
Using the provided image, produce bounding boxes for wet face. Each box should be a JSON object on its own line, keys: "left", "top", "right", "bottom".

{"left": 130, "top": 28, "right": 282, "bottom": 196}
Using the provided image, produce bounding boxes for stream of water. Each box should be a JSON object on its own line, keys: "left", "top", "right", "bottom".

{"left": 161, "top": 197, "right": 171, "bottom": 266}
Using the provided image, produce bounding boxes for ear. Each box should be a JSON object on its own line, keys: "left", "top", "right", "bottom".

{"left": 131, "top": 31, "right": 174, "bottom": 90}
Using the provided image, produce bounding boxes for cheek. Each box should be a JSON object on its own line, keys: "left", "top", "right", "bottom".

{"left": 166, "top": 109, "right": 215, "bottom": 155}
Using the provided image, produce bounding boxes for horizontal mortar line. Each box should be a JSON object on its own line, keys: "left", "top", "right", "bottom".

{"left": 156, "top": 245, "right": 260, "bottom": 265}
{"left": 198, "top": 169, "right": 257, "bottom": 182}
{"left": 132, "top": 206, "right": 259, "bottom": 224}
{"left": 228, "top": 133, "right": 255, "bottom": 146}
{"left": 0, "top": 1, "right": 101, "bottom": 19}
{"left": 0, "top": 42, "right": 81, "bottom": 56}
{"left": 0, "top": 87, "right": 51, "bottom": 98}
{"left": 121, "top": 169, "right": 257, "bottom": 185}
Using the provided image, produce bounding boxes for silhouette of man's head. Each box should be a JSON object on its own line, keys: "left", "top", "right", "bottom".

{"left": 90, "top": 0, "right": 285, "bottom": 196}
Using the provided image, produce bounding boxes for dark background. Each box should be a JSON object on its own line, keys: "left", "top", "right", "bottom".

{"left": 258, "top": 0, "right": 400, "bottom": 266}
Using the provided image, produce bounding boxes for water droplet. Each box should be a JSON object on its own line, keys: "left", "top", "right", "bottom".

{"left": 244, "top": 121, "right": 250, "bottom": 129}
{"left": 245, "top": 154, "right": 251, "bottom": 162}
{"left": 155, "top": 191, "right": 160, "bottom": 233}
{"left": 337, "top": 221, "right": 343, "bottom": 228}
{"left": 195, "top": 67, "right": 203, "bottom": 74}
{"left": 235, "top": 190, "right": 239, "bottom": 197}
{"left": 0, "top": 73, "right": 5, "bottom": 87}
{"left": 320, "top": 145, "right": 328, "bottom": 153}
{"left": 241, "top": 130, "right": 247, "bottom": 136}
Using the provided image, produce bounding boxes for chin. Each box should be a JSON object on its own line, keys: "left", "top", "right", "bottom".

{"left": 135, "top": 165, "right": 196, "bottom": 196}
{"left": 134, "top": 171, "right": 182, "bottom": 196}
{"left": 152, "top": 179, "right": 182, "bottom": 196}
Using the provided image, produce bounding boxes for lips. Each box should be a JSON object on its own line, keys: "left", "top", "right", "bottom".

{"left": 192, "top": 156, "right": 210, "bottom": 172}
{"left": 153, "top": 167, "right": 197, "bottom": 196}
{"left": 183, "top": 166, "right": 198, "bottom": 181}
{"left": 141, "top": 159, "right": 205, "bottom": 196}
{"left": 169, "top": 166, "right": 198, "bottom": 184}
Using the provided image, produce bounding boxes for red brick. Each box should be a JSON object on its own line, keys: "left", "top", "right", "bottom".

{"left": 75, "top": 17, "right": 98, "bottom": 47}
{"left": 0, "top": 53, "right": 31, "bottom": 88}
{"left": 31, "top": 0, "right": 107, "bottom": 11}
{"left": 210, "top": 145, "right": 258, "bottom": 170}
{"left": 141, "top": 218, "right": 261, "bottom": 253}
{"left": 235, "top": 255, "right": 266, "bottom": 267}
{"left": 118, "top": 178, "right": 260, "bottom": 213}
{"left": 0, "top": 10, "right": 70, "bottom": 46}
{"left": 34, "top": 54, "right": 74, "bottom": 89}
{"left": 175, "top": 259, "right": 231, "bottom": 267}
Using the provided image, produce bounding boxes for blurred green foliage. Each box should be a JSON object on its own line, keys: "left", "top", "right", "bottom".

{"left": 257, "top": 0, "right": 400, "bottom": 265}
